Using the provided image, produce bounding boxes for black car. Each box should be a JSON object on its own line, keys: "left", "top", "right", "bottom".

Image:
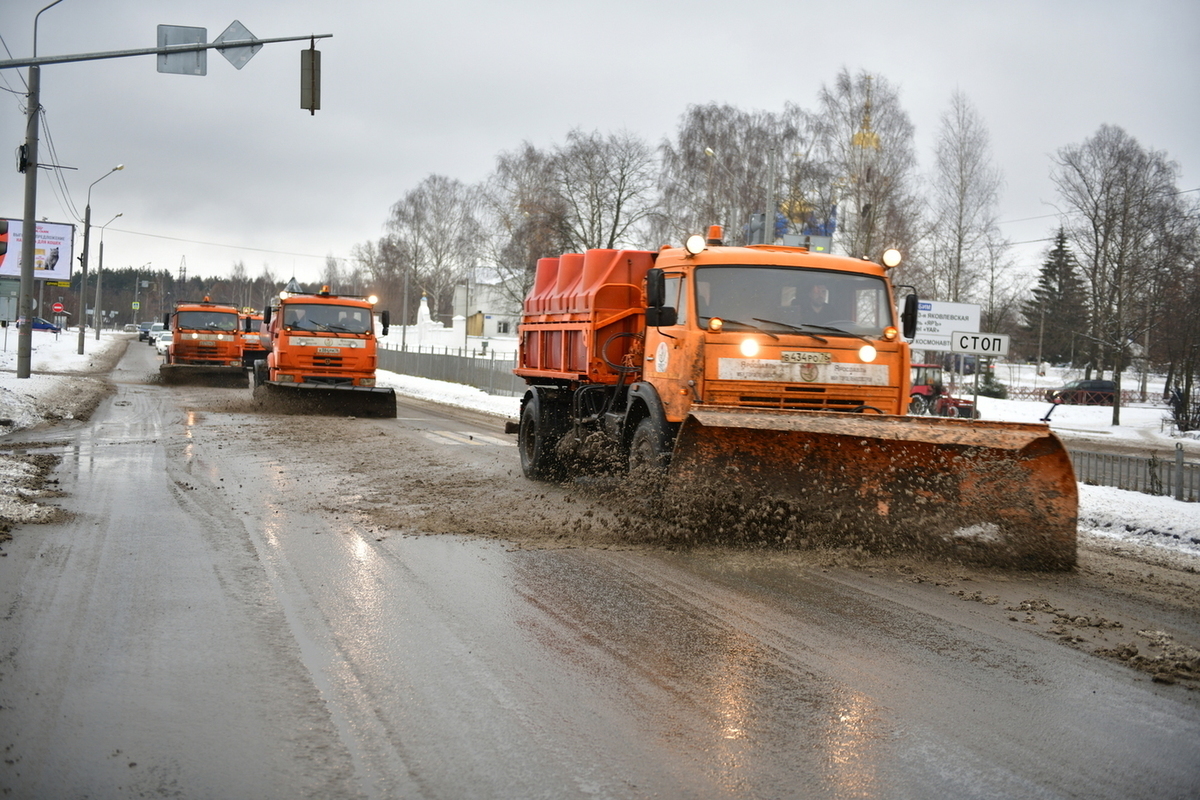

{"left": 137, "top": 321, "right": 155, "bottom": 341}
{"left": 1045, "top": 379, "right": 1116, "bottom": 405}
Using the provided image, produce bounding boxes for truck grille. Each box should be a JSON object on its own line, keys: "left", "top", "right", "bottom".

{"left": 706, "top": 382, "right": 892, "bottom": 412}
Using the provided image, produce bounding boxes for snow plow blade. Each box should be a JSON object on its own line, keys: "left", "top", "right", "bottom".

{"left": 159, "top": 364, "right": 247, "bottom": 387}
{"left": 253, "top": 382, "right": 397, "bottom": 418}
{"left": 666, "top": 407, "right": 1077, "bottom": 569}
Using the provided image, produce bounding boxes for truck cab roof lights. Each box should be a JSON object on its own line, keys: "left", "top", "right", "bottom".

{"left": 882, "top": 248, "right": 902, "bottom": 268}
{"left": 367, "top": 295, "right": 379, "bottom": 305}
{"left": 318, "top": 286, "right": 332, "bottom": 296}
{"left": 684, "top": 234, "right": 707, "bottom": 256}
{"left": 706, "top": 225, "right": 724, "bottom": 246}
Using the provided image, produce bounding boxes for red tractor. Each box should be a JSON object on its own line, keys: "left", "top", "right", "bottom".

{"left": 909, "top": 363, "right": 977, "bottom": 418}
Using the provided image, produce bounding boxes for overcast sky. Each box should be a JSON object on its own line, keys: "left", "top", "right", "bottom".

{"left": 3, "top": 0, "right": 1198, "bottom": 289}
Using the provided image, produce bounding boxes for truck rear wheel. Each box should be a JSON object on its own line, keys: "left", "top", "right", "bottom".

{"left": 519, "top": 393, "right": 566, "bottom": 481}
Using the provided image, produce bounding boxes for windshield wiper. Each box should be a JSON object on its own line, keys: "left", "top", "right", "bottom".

{"left": 752, "top": 318, "right": 828, "bottom": 343}
{"left": 797, "top": 323, "right": 873, "bottom": 344}
{"left": 707, "top": 318, "right": 778, "bottom": 339}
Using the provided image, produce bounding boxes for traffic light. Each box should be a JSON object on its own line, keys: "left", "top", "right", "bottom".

{"left": 301, "top": 43, "right": 320, "bottom": 114}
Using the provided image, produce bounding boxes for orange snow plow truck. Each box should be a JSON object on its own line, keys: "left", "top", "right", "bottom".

{"left": 513, "top": 228, "right": 1078, "bottom": 568}
{"left": 160, "top": 298, "right": 245, "bottom": 384}
{"left": 252, "top": 281, "right": 396, "bottom": 418}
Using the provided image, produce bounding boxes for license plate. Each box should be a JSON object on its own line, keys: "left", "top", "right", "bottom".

{"left": 316, "top": 347, "right": 340, "bottom": 355}
{"left": 781, "top": 351, "right": 831, "bottom": 364}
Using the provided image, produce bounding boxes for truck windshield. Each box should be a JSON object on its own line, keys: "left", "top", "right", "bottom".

{"left": 283, "top": 303, "right": 372, "bottom": 333}
{"left": 694, "top": 265, "right": 894, "bottom": 336}
{"left": 176, "top": 311, "right": 238, "bottom": 331}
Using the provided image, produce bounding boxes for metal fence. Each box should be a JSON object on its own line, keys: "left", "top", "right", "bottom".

{"left": 379, "top": 345, "right": 1199, "bottom": 502}
{"left": 1069, "top": 447, "right": 1199, "bottom": 502}
{"left": 378, "top": 345, "right": 526, "bottom": 397}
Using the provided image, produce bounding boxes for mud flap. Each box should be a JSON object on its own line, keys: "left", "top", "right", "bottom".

{"left": 665, "top": 407, "right": 1078, "bottom": 569}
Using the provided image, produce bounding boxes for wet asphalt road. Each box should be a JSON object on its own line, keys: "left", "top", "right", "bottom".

{"left": 0, "top": 342, "right": 1198, "bottom": 799}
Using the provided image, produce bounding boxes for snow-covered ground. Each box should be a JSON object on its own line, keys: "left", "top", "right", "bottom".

{"left": 2, "top": 328, "right": 1197, "bottom": 557}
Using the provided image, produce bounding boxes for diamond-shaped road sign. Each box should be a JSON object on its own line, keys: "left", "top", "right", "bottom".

{"left": 214, "top": 20, "right": 262, "bottom": 70}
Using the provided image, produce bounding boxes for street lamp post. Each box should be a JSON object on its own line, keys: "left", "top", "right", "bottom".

{"left": 77, "top": 164, "right": 124, "bottom": 353}
{"left": 92, "top": 212, "right": 121, "bottom": 339}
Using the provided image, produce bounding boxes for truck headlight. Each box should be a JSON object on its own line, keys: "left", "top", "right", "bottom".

{"left": 858, "top": 344, "right": 877, "bottom": 362}
{"left": 740, "top": 338, "right": 760, "bottom": 357}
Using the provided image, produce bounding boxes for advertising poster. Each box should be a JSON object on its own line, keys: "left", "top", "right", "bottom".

{"left": 0, "top": 219, "right": 76, "bottom": 282}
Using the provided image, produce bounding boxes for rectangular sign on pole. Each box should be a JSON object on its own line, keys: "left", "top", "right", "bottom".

{"left": 0, "top": 219, "right": 75, "bottom": 281}
{"left": 157, "top": 25, "right": 207, "bottom": 75}
{"left": 912, "top": 301, "right": 980, "bottom": 352}
{"left": 951, "top": 331, "right": 1010, "bottom": 357}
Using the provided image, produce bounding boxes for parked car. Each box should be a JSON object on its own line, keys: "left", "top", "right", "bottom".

{"left": 1045, "top": 379, "right": 1116, "bottom": 405}
{"left": 31, "top": 317, "right": 61, "bottom": 333}
{"left": 154, "top": 330, "right": 173, "bottom": 355}
{"left": 123, "top": 323, "right": 139, "bottom": 333}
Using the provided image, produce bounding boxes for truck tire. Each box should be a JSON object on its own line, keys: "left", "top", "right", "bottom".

{"left": 628, "top": 416, "right": 671, "bottom": 477}
{"left": 252, "top": 359, "right": 267, "bottom": 388}
{"left": 518, "top": 392, "right": 566, "bottom": 481}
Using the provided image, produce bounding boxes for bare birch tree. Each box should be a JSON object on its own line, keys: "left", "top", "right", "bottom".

{"left": 812, "top": 69, "right": 922, "bottom": 266}
{"left": 552, "top": 129, "right": 658, "bottom": 252}
{"left": 926, "top": 91, "right": 1004, "bottom": 302}
{"left": 1052, "top": 123, "right": 1184, "bottom": 423}
{"left": 656, "top": 103, "right": 829, "bottom": 248}
{"left": 477, "top": 142, "right": 571, "bottom": 311}
{"left": 387, "top": 174, "right": 480, "bottom": 324}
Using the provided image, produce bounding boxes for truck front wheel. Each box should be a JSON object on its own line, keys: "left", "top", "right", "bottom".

{"left": 628, "top": 416, "right": 671, "bottom": 477}
{"left": 519, "top": 393, "right": 566, "bottom": 481}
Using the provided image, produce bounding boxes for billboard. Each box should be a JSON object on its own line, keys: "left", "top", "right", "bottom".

{"left": 0, "top": 219, "right": 76, "bottom": 282}
{"left": 911, "top": 300, "right": 980, "bottom": 352}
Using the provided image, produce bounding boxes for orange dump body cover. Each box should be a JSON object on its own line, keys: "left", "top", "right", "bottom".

{"left": 515, "top": 248, "right": 656, "bottom": 384}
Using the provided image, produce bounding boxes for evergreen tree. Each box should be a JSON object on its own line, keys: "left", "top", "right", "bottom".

{"left": 1019, "top": 229, "right": 1089, "bottom": 365}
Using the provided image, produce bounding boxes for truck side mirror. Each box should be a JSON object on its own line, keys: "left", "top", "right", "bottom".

{"left": 263, "top": 306, "right": 273, "bottom": 326}
{"left": 162, "top": 312, "right": 169, "bottom": 326}
{"left": 644, "top": 268, "right": 677, "bottom": 326}
{"left": 645, "top": 306, "right": 677, "bottom": 327}
{"left": 646, "top": 268, "right": 666, "bottom": 308}
{"left": 380, "top": 310, "right": 390, "bottom": 336}
{"left": 901, "top": 293, "right": 918, "bottom": 340}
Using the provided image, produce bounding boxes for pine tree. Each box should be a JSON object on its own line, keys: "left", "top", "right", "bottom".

{"left": 1019, "top": 229, "right": 1090, "bottom": 365}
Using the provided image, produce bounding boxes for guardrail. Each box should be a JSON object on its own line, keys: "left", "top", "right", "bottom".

{"left": 1069, "top": 446, "right": 1198, "bottom": 502}
{"left": 1003, "top": 386, "right": 1151, "bottom": 405}
{"left": 378, "top": 345, "right": 526, "bottom": 398}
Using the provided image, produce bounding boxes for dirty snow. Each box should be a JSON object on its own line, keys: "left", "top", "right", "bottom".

{"left": 1, "top": 329, "right": 1196, "bottom": 557}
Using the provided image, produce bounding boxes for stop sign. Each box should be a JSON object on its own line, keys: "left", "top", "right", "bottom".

{"left": 52, "top": 302, "right": 64, "bottom": 313}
